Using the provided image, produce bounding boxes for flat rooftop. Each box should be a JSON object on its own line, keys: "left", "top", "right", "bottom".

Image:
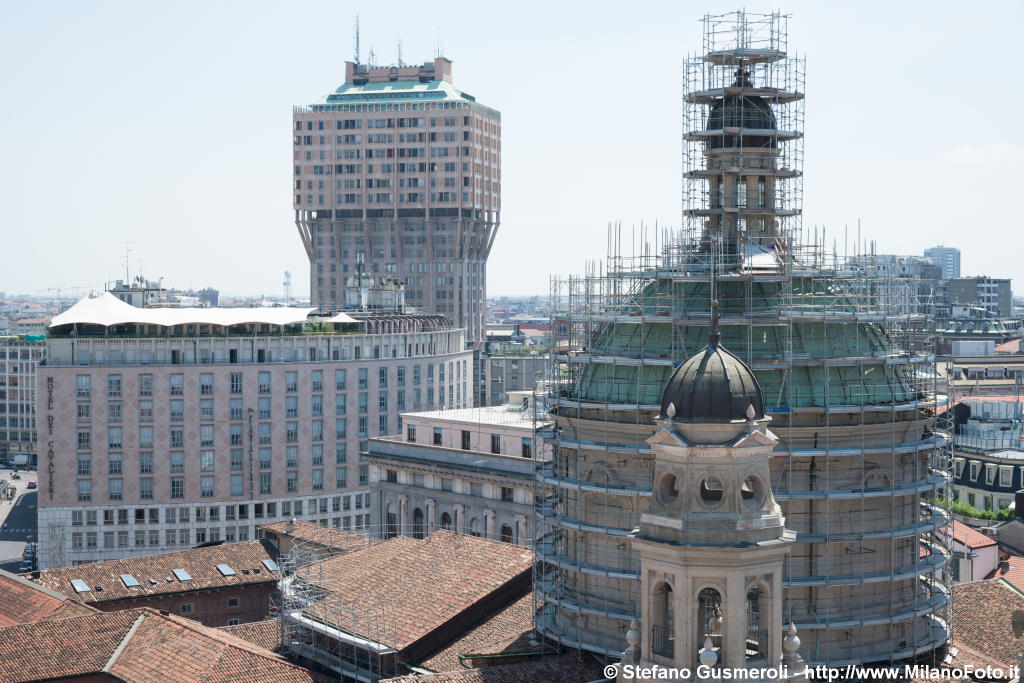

{"left": 401, "top": 404, "right": 551, "bottom": 429}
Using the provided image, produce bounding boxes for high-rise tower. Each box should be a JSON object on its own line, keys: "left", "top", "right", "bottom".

{"left": 294, "top": 57, "right": 501, "bottom": 345}
{"left": 536, "top": 10, "right": 951, "bottom": 666}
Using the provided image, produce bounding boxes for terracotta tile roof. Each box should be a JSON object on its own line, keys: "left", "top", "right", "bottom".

{"left": 994, "top": 338, "right": 1023, "bottom": 354}
{"left": 418, "top": 593, "right": 538, "bottom": 672}
{"left": 300, "top": 530, "right": 533, "bottom": 651}
{"left": 0, "top": 569, "right": 98, "bottom": 627}
{"left": 987, "top": 554, "right": 1024, "bottom": 593}
{"left": 219, "top": 619, "right": 284, "bottom": 653}
{"left": 259, "top": 519, "right": 377, "bottom": 552}
{"left": 951, "top": 580, "right": 1024, "bottom": 669}
{"left": 0, "top": 607, "right": 323, "bottom": 682}
{"left": 940, "top": 520, "right": 997, "bottom": 549}
{"left": 35, "top": 540, "right": 278, "bottom": 604}
{"left": 382, "top": 657, "right": 604, "bottom": 682}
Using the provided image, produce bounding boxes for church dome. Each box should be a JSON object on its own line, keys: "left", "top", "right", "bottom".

{"left": 659, "top": 304, "right": 765, "bottom": 422}
{"left": 705, "top": 69, "right": 777, "bottom": 149}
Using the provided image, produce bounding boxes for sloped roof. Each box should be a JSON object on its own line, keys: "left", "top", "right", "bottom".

{"left": 382, "top": 658, "right": 604, "bottom": 683}
{"left": 0, "top": 608, "right": 323, "bottom": 682}
{"left": 49, "top": 291, "right": 316, "bottom": 328}
{"left": 940, "top": 520, "right": 998, "bottom": 549}
{"left": 952, "top": 580, "right": 1024, "bottom": 669}
{"left": 35, "top": 540, "right": 277, "bottom": 603}
{"left": 0, "top": 569, "right": 97, "bottom": 627}
{"left": 259, "top": 519, "right": 377, "bottom": 552}
{"left": 417, "top": 593, "right": 538, "bottom": 672}
{"left": 219, "top": 620, "right": 284, "bottom": 653}
{"left": 298, "top": 530, "right": 533, "bottom": 651}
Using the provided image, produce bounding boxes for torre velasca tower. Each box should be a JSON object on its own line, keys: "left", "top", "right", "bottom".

{"left": 294, "top": 57, "right": 500, "bottom": 345}
{"left": 535, "top": 11, "right": 952, "bottom": 665}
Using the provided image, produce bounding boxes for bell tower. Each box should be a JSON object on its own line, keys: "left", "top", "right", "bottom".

{"left": 630, "top": 304, "right": 795, "bottom": 670}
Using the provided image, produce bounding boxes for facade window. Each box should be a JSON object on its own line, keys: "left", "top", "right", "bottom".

{"left": 336, "top": 468, "right": 347, "bottom": 488}
{"left": 312, "top": 469, "right": 324, "bottom": 490}
{"left": 76, "top": 375, "right": 91, "bottom": 398}
{"left": 501, "top": 486, "right": 514, "bottom": 502}
{"left": 230, "top": 372, "right": 243, "bottom": 394}
{"left": 182, "top": 604, "right": 193, "bottom": 615}
{"left": 522, "top": 437, "right": 532, "bottom": 458}
{"left": 230, "top": 449, "right": 243, "bottom": 471}
{"left": 260, "top": 472, "right": 272, "bottom": 494}
{"left": 170, "top": 477, "right": 184, "bottom": 499}
{"left": 229, "top": 398, "right": 243, "bottom": 421}
{"left": 106, "top": 374, "right": 121, "bottom": 397}
{"left": 358, "top": 368, "right": 368, "bottom": 389}
{"left": 335, "top": 393, "right": 347, "bottom": 415}
{"left": 358, "top": 393, "right": 368, "bottom": 413}
{"left": 77, "top": 454, "right": 92, "bottom": 476}
{"left": 433, "top": 427, "right": 442, "bottom": 446}
{"left": 312, "top": 369, "right": 323, "bottom": 392}
{"left": 108, "top": 427, "right": 123, "bottom": 449}
{"left": 407, "top": 425, "right": 416, "bottom": 442}
{"left": 230, "top": 423, "right": 242, "bottom": 445}
{"left": 168, "top": 373, "right": 184, "bottom": 396}
{"left": 170, "top": 451, "right": 185, "bottom": 473}
{"left": 108, "top": 401, "right": 122, "bottom": 422}
{"left": 200, "top": 450, "right": 215, "bottom": 472}
{"left": 231, "top": 474, "right": 244, "bottom": 496}
{"left": 490, "top": 434, "right": 501, "bottom": 454}
{"left": 286, "top": 396, "right": 298, "bottom": 418}
{"left": 336, "top": 443, "right": 347, "bottom": 464}
{"left": 140, "top": 477, "right": 154, "bottom": 500}
{"left": 199, "top": 399, "right": 214, "bottom": 421}
{"left": 108, "top": 452, "right": 123, "bottom": 475}
{"left": 170, "top": 426, "right": 184, "bottom": 448}
{"left": 286, "top": 446, "right": 298, "bottom": 468}
{"left": 312, "top": 394, "right": 323, "bottom": 417}
{"left": 378, "top": 367, "right": 388, "bottom": 388}
{"left": 259, "top": 397, "right": 271, "bottom": 419}
{"left": 170, "top": 400, "right": 184, "bottom": 422}
{"left": 358, "top": 417, "right": 368, "bottom": 438}
{"left": 139, "top": 452, "right": 153, "bottom": 474}
{"left": 379, "top": 391, "right": 388, "bottom": 412}
{"left": 336, "top": 418, "right": 347, "bottom": 440}
{"left": 258, "top": 372, "right": 271, "bottom": 393}
{"left": 200, "top": 424, "right": 215, "bottom": 447}
{"left": 286, "top": 371, "right": 298, "bottom": 392}
{"left": 259, "top": 422, "right": 272, "bottom": 444}
{"left": 335, "top": 369, "right": 347, "bottom": 390}
{"left": 77, "top": 428, "right": 92, "bottom": 450}
{"left": 199, "top": 373, "right": 214, "bottom": 395}
{"left": 312, "top": 444, "right": 324, "bottom": 466}
{"left": 286, "top": 421, "right": 298, "bottom": 443}
{"left": 139, "top": 426, "right": 154, "bottom": 449}
{"left": 201, "top": 476, "right": 215, "bottom": 498}
{"left": 287, "top": 471, "right": 298, "bottom": 492}
{"left": 259, "top": 448, "right": 272, "bottom": 469}
{"left": 139, "top": 374, "right": 153, "bottom": 397}
{"left": 77, "top": 402, "right": 91, "bottom": 423}
{"left": 379, "top": 414, "right": 388, "bottom": 435}
{"left": 108, "top": 478, "right": 123, "bottom": 501}
{"left": 359, "top": 464, "right": 368, "bottom": 486}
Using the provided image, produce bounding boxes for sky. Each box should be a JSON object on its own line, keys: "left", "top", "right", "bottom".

{"left": 1, "top": 0, "right": 1021, "bottom": 299}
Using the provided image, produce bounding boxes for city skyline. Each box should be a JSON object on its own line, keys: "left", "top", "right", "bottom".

{"left": 1, "top": 0, "right": 1021, "bottom": 299}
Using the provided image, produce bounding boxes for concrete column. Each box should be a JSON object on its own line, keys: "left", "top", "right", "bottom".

{"left": 484, "top": 509, "right": 495, "bottom": 539}
{"left": 454, "top": 504, "right": 466, "bottom": 534}
{"left": 399, "top": 495, "right": 409, "bottom": 536}
{"left": 426, "top": 498, "right": 436, "bottom": 533}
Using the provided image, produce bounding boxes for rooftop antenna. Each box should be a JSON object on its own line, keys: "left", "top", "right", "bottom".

{"left": 283, "top": 271, "right": 292, "bottom": 304}
{"left": 434, "top": 27, "right": 443, "bottom": 58}
{"left": 122, "top": 240, "right": 137, "bottom": 284}
{"left": 368, "top": 47, "right": 376, "bottom": 67}
{"left": 396, "top": 39, "right": 404, "bottom": 67}
{"left": 353, "top": 15, "right": 360, "bottom": 64}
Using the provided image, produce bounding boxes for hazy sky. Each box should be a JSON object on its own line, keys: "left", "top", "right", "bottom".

{"left": 1, "top": 1, "right": 1021, "bottom": 298}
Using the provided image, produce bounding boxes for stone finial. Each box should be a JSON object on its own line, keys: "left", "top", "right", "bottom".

{"left": 782, "top": 622, "right": 805, "bottom": 670}
{"left": 699, "top": 636, "right": 718, "bottom": 667}
{"left": 666, "top": 402, "right": 676, "bottom": 419}
{"left": 746, "top": 403, "right": 756, "bottom": 420}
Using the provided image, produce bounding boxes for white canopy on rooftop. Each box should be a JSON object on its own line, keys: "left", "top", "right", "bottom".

{"left": 49, "top": 292, "right": 318, "bottom": 328}
{"left": 324, "top": 311, "right": 360, "bottom": 324}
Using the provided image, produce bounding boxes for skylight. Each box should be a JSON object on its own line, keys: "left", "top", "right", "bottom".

{"left": 172, "top": 569, "right": 193, "bottom": 582}
{"left": 120, "top": 574, "right": 140, "bottom": 588}
{"left": 262, "top": 559, "right": 279, "bottom": 572}
{"left": 70, "top": 579, "right": 90, "bottom": 594}
{"left": 216, "top": 564, "right": 236, "bottom": 577}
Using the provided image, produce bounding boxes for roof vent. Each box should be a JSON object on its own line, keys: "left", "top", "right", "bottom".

{"left": 70, "top": 579, "right": 90, "bottom": 594}
{"left": 94, "top": 586, "right": 103, "bottom": 592}
{"left": 165, "top": 577, "right": 174, "bottom": 583}
{"left": 216, "top": 564, "right": 236, "bottom": 577}
{"left": 242, "top": 569, "right": 250, "bottom": 575}
{"left": 149, "top": 579, "right": 158, "bottom": 585}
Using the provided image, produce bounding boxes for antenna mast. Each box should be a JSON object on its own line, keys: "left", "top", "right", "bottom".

{"left": 397, "top": 39, "right": 403, "bottom": 67}
{"left": 353, "top": 15, "right": 360, "bottom": 64}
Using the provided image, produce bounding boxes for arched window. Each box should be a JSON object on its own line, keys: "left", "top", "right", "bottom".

{"left": 469, "top": 518, "right": 481, "bottom": 537}
{"left": 412, "top": 508, "right": 425, "bottom": 539}
{"left": 697, "top": 587, "right": 723, "bottom": 665}
{"left": 500, "top": 524, "right": 513, "bottom": 544}
{"left": 385, "top": 503, "right": 397, "bottom": 539}
{"left": 440, "top": 512, "right": 452, "bottom": 530}
{"left": 746, "top": 585, "right": 767, "bottom": 662}
{"left": 652, "top": 582, "right": 674, "bottom": 658}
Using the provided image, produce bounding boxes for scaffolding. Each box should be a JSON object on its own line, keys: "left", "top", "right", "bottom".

{"left": 276, "top": 526, "right": 400, "bottom": 681}
{"left": 533, "top": 10, "right": 952, "bottom": 667}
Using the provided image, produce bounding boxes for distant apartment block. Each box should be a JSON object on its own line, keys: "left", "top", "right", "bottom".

{"left": 293, "top": 57, "right": 500, "bottom": 345}
{"left": 0, "top": 337, "right": 42, "bottom": 466}
{"left": 35, "top": 293, "right": 471, "bottom": 569}
{"left": 367, "top": 392, "right": 551, "bottom": 544}
{"left": 924, "top": 245, "right": 961, "bottom": 280}
{"left": 484, "top": 355, "right": 547, "bottom": 406}
{"left": 948, "top": 276, "right": 1013, "bottom": 318}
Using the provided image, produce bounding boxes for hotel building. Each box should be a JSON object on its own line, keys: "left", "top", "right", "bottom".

{"left": 35, "top": 293, "right": 470, "bottom": 569}
{"left": 293, "top": 57, "right": 500, "bottom": 345}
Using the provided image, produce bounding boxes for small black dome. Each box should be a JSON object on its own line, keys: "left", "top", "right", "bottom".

{"left": 660, "top": 333, "right": 765, "bottom": 423}
{"left": 705, "top": 69, "right": 777, "bottom": 149}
